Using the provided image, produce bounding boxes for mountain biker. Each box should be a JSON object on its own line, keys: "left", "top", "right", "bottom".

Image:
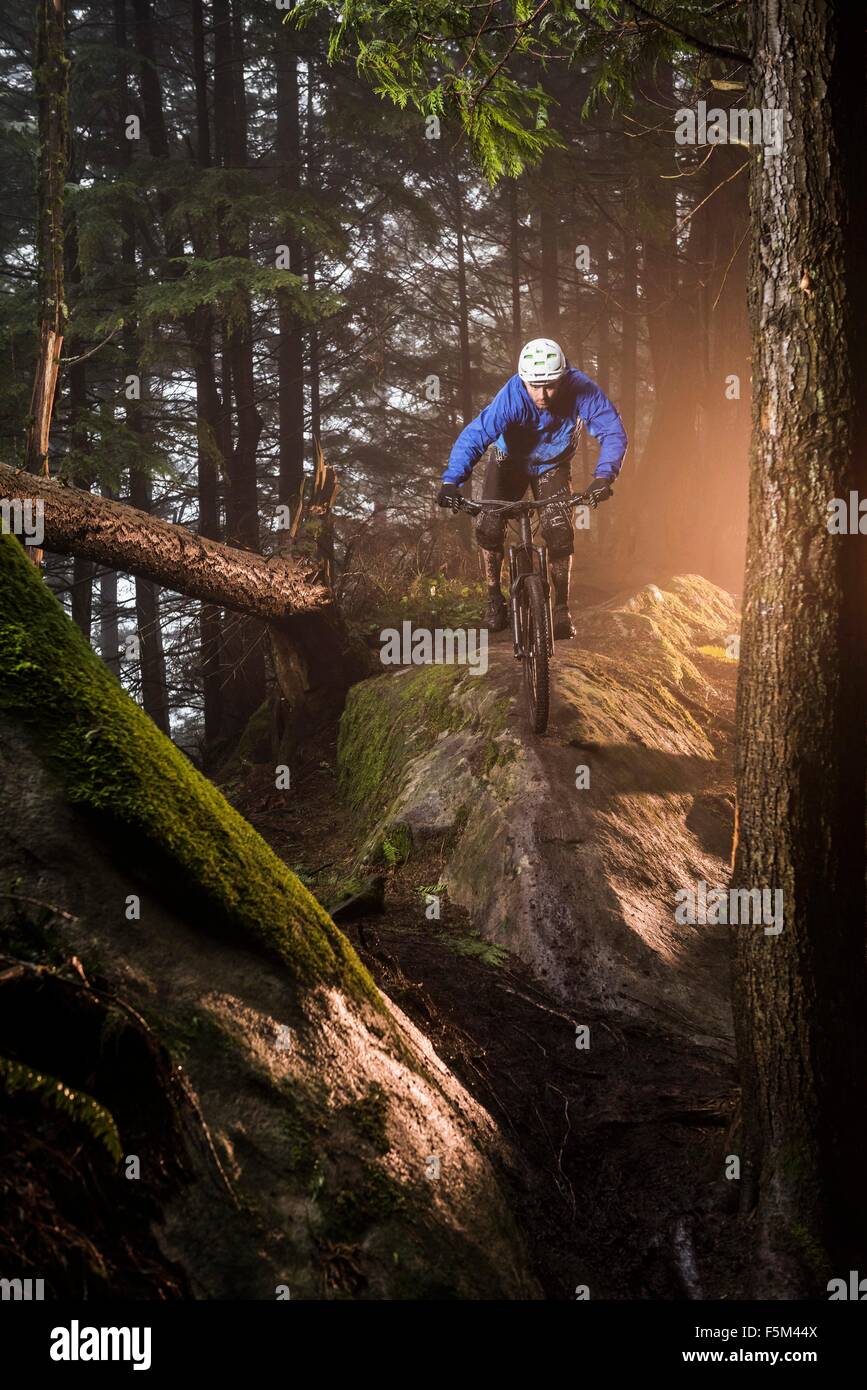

{"left": 437, "top": 337, "right": 627, "bottom": 639}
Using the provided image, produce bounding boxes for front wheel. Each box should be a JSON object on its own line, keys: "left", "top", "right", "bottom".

{"left": 520, "top": 574, "right": 550, "bottom": 734}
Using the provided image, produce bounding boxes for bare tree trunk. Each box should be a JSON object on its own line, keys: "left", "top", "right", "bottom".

{"left": 214, "top": 0, "right": 266, "bottom": 732}
{"left": 123, "top": 0, "right": 170, "bottom": 734}
{"left": 66, "top": 210, "right": 94, "bottom": 639}
{"left": 455, "top": 177, "right": 472, "bottom": 427}
{"left": 276, "top": 26, "right": 305, "bottom": 509}
{"left": 191, "top": 0, "right": 225, "bottom": 746}
{"left": 129, "top": 448, "right": 170, "bottom": 734}
{"left": 191, "top": 0, "right": 210, "bottom": 164}
{"left": 25, "top": 0, "right": 68, "bottom": 485}
{"left": 539, "top": 183, "right": 558, "bottom": 337}
{"left": 620, "top": 181, "right": 638, "bottom": 452}
{"left": 99, "top": 482, "right": 120, "bottom": 677}
{"left": 508, "top": 179, "right": 521, "bottom": 358}
{"left": 68, "top": 374, "right": 94, "bottom": 639}
{"left": 306, "top": 61, "right": 321, "bottom": 448}
{"left": 733, "top": 0, "right": 867, "bottom": 1295}
{"left": 70, "top": 568, "right": 94, "bottom": 643}
{"left": 701, "top": 155, "right": 750, "bottom": 592}
{"left": 595, "top": 222, "right": 610, "bottom": 394}
{"left": 99, "top": 575, "right": 120, "bottom": 673}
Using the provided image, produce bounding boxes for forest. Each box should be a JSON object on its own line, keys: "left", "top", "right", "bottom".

{"left": 0, "top": 0, "right": 865, "bottom": 1336}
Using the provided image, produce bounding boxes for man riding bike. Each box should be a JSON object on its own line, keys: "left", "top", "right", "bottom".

{"left": 437, "top": 338, "right": 627, "bottom": 639}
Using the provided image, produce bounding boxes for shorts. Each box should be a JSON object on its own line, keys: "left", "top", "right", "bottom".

{"left": 475, "top": 449, "right": 575, "bottom": 558}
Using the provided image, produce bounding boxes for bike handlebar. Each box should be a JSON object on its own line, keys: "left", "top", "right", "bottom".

{"left": 447, "top": 491, "right": 594, "bottom": 517}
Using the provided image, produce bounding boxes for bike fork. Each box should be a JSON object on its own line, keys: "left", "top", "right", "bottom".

{"left": 535, "top": 545, "right": 555, "bottom": 657}
{"left": 509, "top": 544, "right": 554, "bottom": 658}
{"left": 508, "top": 546, "right": 525, "bottom": 659}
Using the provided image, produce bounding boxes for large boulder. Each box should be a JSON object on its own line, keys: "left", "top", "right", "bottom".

{"left": 0, "top": 534, "right": 537, "bottom": 1300}
{"left": 338, "top": 576, "right": 739, "bottom": 1049}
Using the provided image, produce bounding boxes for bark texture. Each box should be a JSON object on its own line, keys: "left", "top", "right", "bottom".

{"left": 25, "top": 0, "right": 67, "bottom": 480}
{"left": 733, "top": 0, "right": 867, "bottom": 1295}
{"left": 0, "top": 464, "right": 335, "bottom": 624}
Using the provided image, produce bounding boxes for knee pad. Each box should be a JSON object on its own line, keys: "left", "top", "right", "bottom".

{"left": 541, "top": 504, "right": 574, "bottom": 558}
{"left": 476, "top": 511, "right": 507, "bottom": 551}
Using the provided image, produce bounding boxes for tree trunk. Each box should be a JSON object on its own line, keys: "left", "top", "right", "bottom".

{"left": 539, "top": 182, "right": 558, "bottom": 337}
{"left": 620, "top": 181, "right": 638, "bottom": 451}
{"left": 190, "top": 0, "right": 225, "bottom": 746}
{"left": 129, "top": 451, "right": 171, "bottom": 735}
{"left": 276, "top": 27, "right": 305, "bottom": 510}
{"left": 227, "top": 0, "right": 259, "bottom": 536}
{"left": 733, "top": 0, "right": 867, "bottom": 1295}
{"left": 190, "top": 303, "right": 225, "bottom": 744}
{"left": 624, "top": 154, "right": 706, "bottom": 577}
{"left": 306, "top": 61, "right": 321, "bottom": 449}
{"left": 191, "top": 0, "right": 210, "bottom": 166}
{"left": 25, "top": 0, "right": 68, "bottom": 483}
{"left": 508, "top": 179, "right": 521, "bottom": 358}
{"left": 99, "top": 484, "right": 120, "bottom": 677}
{"left": 66, "top": 210, "right": 93, "bottom": 639}
{"left": 700, "top": 157, "right": 751, "bottom": 592}
{"left": 595, "top": 221, "right": 610, "bottom": 394}
{"left": 455, "top": 178, "right": 472, "bottom": 427}
{"left": 123, "top": 0, "right": 171, "bottom": 734}
{"left": 214, "top": 0, "right": 266, "bottom": 731}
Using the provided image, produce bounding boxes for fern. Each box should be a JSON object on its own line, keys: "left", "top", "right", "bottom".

{"left": 0, "top": 1055, "right": 122, "bottom": 1165}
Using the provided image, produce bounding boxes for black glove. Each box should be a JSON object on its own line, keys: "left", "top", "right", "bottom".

{"left": 586, "top": 477, "right": 613, "bottom": 508}
{"left": 438, "top": 481, "right": 460, "bottom": 509}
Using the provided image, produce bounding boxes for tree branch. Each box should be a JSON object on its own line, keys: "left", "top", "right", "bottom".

{"left": 623, "top": 0, "right": 751, "bottom": 66}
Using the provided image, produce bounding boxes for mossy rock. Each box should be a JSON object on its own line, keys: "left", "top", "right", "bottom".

{"left": 337, "top": 664, "right": 469, "bottom": 825}
{"left": 369, "top": 822, "right": 413, "bottom": 867}
{"left": 215, "top": 699, "right": 274, "bottom": 781}
{"left": 338, "top": 663, "right": 512, "bottom": 862}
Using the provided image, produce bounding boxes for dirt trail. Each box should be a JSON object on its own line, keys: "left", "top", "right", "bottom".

{"left": 237, "top": 576, "right": 747, "bottom": 1297}
{"left": 439, "top": 578, "right": 739, "bottom": 1041}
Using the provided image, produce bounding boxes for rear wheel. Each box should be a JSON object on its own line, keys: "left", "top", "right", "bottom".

{"left": 522, "top": 574, "right": 550, "bottom": 734}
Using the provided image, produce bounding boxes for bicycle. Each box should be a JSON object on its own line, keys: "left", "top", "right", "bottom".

{"left": 444, "top": 490, "right": 594, "bottom": 735}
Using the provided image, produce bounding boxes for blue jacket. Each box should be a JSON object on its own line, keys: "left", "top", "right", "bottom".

{"left": 442, "top": 368, "right": 627, "bottom": 485}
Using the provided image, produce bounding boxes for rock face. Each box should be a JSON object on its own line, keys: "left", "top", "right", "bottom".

{"left": 0, "top": 534, "right": 537, "bottom": 1300}
{"left": 339, "top": 576, "right": 739, "bottom": 1047}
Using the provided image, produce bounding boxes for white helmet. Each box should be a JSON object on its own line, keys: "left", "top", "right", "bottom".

{"left": 518, "top": 337, "right": 567, "bottom": 384}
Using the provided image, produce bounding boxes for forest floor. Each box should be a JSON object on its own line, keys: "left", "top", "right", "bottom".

{"left": 225, "top": 581, "right": 749, "bottom": 1301}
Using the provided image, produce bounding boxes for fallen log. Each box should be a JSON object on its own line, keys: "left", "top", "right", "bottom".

{"left": 0, "top": 463, "right": 371, "bottom": 739}
{"left": 0, "top": 462, "right": 332, "bottom": 624}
